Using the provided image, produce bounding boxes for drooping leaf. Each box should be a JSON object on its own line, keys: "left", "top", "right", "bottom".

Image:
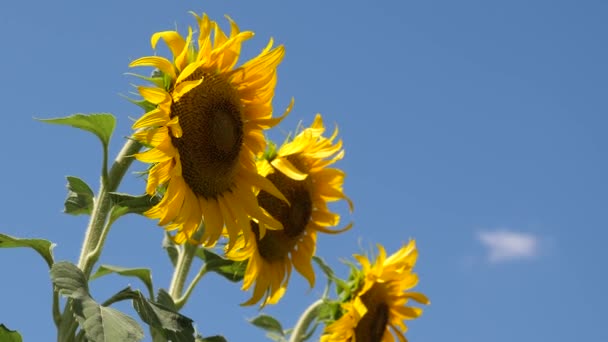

{"left": 0, "top": 324, "right": 23, "bottom": 342}
{"left": 51, "top": 263, "right": 144, "bottom": 342}
{"left": 195, "top": 248, "right": 246, "bottom": 282}
{"left": 249, "top": 314, "right": 285, "bottom": 337}
{"left": 156, "top": 289, "right": 177, "bottom": 311}
{"left": 64, "top": 176, "right": 95, "bottom": 216}
{"left": 73, "top": 295, "right": 144, "bottom": 342}
{"left": 50, "top": 262, "right": 88, "bottom": 298}
{"left": 91, "top": 265, "right": 154, "bottom": 298}
{"left": 0, "top": 233, "right": 55, "bottom": 268}
{"left": 108, "top": 192, "right": 160, "bottom": 220}
{"left": 38, "top": 113, "right": 116, "bottom": 149}
{"left": 101, "top": 287, "right": 139, "bottom": 307}
{"left": 162, "top": 234, "right": 179, "bottom": 267}
{"left": 129, "top": 289, "right": 195, "bottom": 342}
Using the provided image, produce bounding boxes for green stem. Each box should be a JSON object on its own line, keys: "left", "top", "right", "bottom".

{"left": 58, "top": 137, "right": 142, "bottom": 342}
{"left": 52, "top": 286, "right": 61, "bottom": 327}
{"left": 168, "top": 242, "right": 197, "bottom": 301}
{"left": 289, "top": 299, "right": 324, "bottom": 342}
{"left": 168, "top": 224, "right": 204, "bottom": 305}
{"left": 174, "top": 264, "right": 208, "bottom": 309}
{"left": 77, "top": 137, "right": 142, "bottom": 276}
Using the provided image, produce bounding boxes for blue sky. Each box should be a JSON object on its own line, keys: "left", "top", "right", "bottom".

{"left": 1, "top": 0, "right": 607, "bottom": 341}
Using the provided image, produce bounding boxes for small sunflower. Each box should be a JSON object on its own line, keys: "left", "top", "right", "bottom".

{"left": 227, "top": 114, "right": 353, "bottom": 306}
{"left": 130, "top": 13, "right": 291, "bottom": 247}
{"left": 322, "top": 241, "right": 429, "bottom": 342}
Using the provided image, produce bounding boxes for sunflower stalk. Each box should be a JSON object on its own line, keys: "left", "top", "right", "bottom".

{"left": 77, "top": 137, "right": 143, "bottom": 276}
{"left": 168, "top": 223, "right": 205, "bottom": 306}
{"left": 175, "top": 264, "right": 208, "bottom": 309}
{"left": 57, "top": 137, "right": 142, "bottom": 342}
{"left": 289, "top": 299, "right": 324, "bottom": 342}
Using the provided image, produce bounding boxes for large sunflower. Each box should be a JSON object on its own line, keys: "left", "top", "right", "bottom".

{"left": 227, "top": 114, "right": 353, "bottom": 306}
{"left": 322, "top": 241, "right": 429, "bottom": 342}
{"left": 130, "top": 13, "right": 291, "bottom": 247}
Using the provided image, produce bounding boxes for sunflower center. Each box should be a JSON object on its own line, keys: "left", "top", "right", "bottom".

{"left": 253, "top": 164, "right": 313, "bottom": 261}
{"left": 170, "top": 70, "right": 244, "bottom": 199}
{"left": 354, "top": 283, "right": 390, "bottom": 342}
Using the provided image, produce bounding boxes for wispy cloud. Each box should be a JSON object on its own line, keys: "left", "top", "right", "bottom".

{"left": 477, "top": 230, "right": 539, "bottom": 263}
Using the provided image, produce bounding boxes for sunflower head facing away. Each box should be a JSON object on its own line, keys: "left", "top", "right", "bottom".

{"left": 227, "top": 114, "right": 353, "bottom": 306}
{"left": 322, "top": 241, "right": 429, "bottom": 342}
{"left": 130, "top": 13, "right": 291, "bottom": 247}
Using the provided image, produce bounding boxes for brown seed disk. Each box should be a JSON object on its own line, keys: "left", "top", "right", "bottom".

{"left": 355, "top": 283, "right": 390, "bottom": 342}
{"left": 170, "top": 70, "right": 244, "bottom": 199}
{"left": 253, "top": 162, "right": 314, "bottom": 261}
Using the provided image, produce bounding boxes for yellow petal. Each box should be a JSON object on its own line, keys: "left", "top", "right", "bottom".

{"left": 271, "top": 157, "right": 308, "bottom": 181}
{"left": 130, "top": 56, "right": 176, "bottom": 80}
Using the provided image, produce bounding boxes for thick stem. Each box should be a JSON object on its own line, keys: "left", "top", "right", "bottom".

{"left": 168, "top": 224, "right": 204, "bottom": 304}
{"left": 58, "top": 137, "right": 142, "bottom": 342}
{"left": 289, "top": 299, "right": 324, "bottom": 342}
{"left": 168, "top": 242, "right": 198, "bottom": 301}
{"left": 174, "top": 265, "right": 207, "bottom": 309}
{"left": 77, "top": 138, "right": 142, "bottom": 276}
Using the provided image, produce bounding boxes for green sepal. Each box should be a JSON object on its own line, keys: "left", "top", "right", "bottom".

{"left": 64, "top": 176, "right": 95, "bottom": 216}
{"left": 261, "top": 141, "right": 278, "bottom": 161}
{"left": 91, "top": 265, "right": 154, "bottom": 299}
{"left": 316, "top": 300, "right": 342, "bottom": 322}
{"left": 38, "top": 113, "right": 116, "bottom": 151}
{"left": 108, "top": 192, "right": 160, "bottom": 220}
{"left": 312, "top": 256, "right": 350, "bottom": 298}
{"left": 162, "top": 233, "right": 179, "bottom": 267}
{"left": 0, "top": 233, "right": 55, "bottom": 268}
{"left": 123, "top": 96, "right": 158, "bottom": 113}
{"left": 125, "top": 72, "right": 166, "bottom": 89}
{"left": 249, "top": 314, "right": 285, "bottom": 338}
{"left": 0, "top": 324, "right": 23, "bottom": 342}
{"left": 196, "top": 335, "right": 228, "bottom": 342}
{"left": 195, "top": 248, "right": 246, "bottom": 282}
{"left": 50, "top": 262, "right": 144, "bottom": 342}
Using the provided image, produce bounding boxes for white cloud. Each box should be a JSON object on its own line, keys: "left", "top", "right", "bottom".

{"left": 477, "top": 230, "right": 539, "bottom": 263}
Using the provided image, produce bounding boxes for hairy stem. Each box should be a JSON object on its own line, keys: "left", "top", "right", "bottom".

{"left": 58, "top": 137, "right": 142, "bottom": 342}
{"left": 77, "top": 137, "right": 142, "bottom": 276}
{"left": 175, "top": 264, "right": 208, "bottom": 309}
{"left": 289, "top": 299, "right": 324, "bottom": 342}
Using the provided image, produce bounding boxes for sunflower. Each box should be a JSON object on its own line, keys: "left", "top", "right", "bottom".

{"left": 227, "top": 114, "right": 353, "bottom": 306}
{"left": 321, "top": 241, "right": 429, "bottom": 342}
{"left": 130, "top": 13, "right": 291, "bottom": 247}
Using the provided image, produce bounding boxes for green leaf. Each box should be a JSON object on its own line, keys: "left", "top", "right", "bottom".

{"left": 64, "top": 176, "right": 95, "bottom": 216}
{"left": 195, "top": 248, "right": 246, "bottom": 283}
{"left": 196, "top": 336, "right": 228, "bottom": 342}
{"left": 130, "top": 289, "right": 195, "bottom": 342}
{"left": 108, "top": 192, "right": 160, "bottom": 220}
{"left": 91, "top": 265, "right": 154, "bottom": 299}
{"left": 0, "top": 233, "right": 55, "bottom": 268}
{"left": 101, "top": 287, "right": 139, "bottom": 307}
{"left": 162, "top": 234, "right": 179, "bottom": 267}
{"left": 50, "top": 262, "right": 88, "bottom": 298}
{"left": 156, "top": 289, "right": 177, "bottom": 311}
{"left": 249, "top": 314, "right": 284, "bottom": 337}
{"left": 0, "top": 324, "right": 23, "bottom": 342}
{"left": 50, "top": 264, "right": 144, "bottom": 342}
{"left": 38, "top": 113, "right": 116, "bottom": 149}
{"left": 73, "top": 295, "right": 144, "bottom": 342}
